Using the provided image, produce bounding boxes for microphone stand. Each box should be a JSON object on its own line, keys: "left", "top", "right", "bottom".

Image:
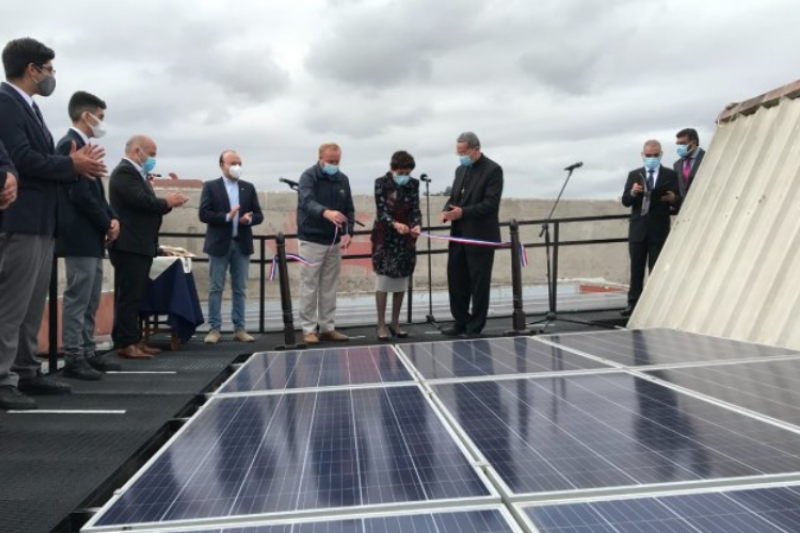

{"left": 420, "top": 175, "right": 440, "bottom": 330}
{"left": 527, "top": 164, "right": 615, "bottom": 333}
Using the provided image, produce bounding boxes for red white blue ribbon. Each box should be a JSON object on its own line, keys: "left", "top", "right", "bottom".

{"left": 269, "top": 226, "right": 341, "bottom": 281}
{"left": 419, "top": 232, "right": 528, "bottom": 268}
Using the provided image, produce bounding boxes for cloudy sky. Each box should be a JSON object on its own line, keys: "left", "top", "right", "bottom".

{"left": 3, "top": 0, "right": 797, "bottom": 198}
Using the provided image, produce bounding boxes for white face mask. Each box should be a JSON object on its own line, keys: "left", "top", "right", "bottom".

{"left": 88, "top": 113, "right": 107, "bottom": 139}
{"left": 228, "top": 164, "right": 243, "bottom": 180}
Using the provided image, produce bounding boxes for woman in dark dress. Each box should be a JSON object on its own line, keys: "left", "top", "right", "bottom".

{"left": 371, "top": 151, "right": 422, "bottom": 340}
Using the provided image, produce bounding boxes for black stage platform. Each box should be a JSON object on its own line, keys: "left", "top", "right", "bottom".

{"left": 0, "top": 310, "right": 626, "bottom": 533}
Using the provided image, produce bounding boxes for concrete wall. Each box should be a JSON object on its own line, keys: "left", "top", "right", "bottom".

{"left": 53, "top": 187, "right": 630, "bottom": 300}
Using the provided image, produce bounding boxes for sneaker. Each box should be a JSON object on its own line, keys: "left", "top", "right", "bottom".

{"left": 233, "top": 329, "right": 255, "bottom": 343}
{"left": 303, "top": 332, "right": 320, "bottom": 345}
{"left": 0, "top": 385, "right": 37, "bottom": 410}
{"left": 320, "top": 330, "right": 350, "bottom": 342}
{"left": 63, "top": 360, "right": 103, "bottom": 381}
{"left": 17, "top": 373, "right": 73, "bottom": 395}
{"left": 87, "top": 353, "right": 122, "bottom": 372}
{"left": 204, "top": 329, "right": 221, "bottom": 344}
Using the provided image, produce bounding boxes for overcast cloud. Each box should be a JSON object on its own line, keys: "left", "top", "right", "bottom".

{"left": 2, "top": 0, "right": 797, "bottom": 198}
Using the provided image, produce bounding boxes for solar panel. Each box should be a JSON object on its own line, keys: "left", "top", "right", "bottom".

{"left": 641, "top": 359, "right": 800, "bottom": 429}
{"left": 135, "top": 508, "right": 518, "bottom": 533}
{"left": 220, "top": 346, "right": 413, "bottom": 394}
{"left": 541, "top": 328, "right": 798, "bottom": 367}
{"left": 432, "top": 373, "right": 800, "bottom": 497}
{"left": 399, "top": 337, "right": 610, "bottom": 381}
{"left": 90, "top": 386, "right": 492, "bottom": 529}
{"left": 522, "top": 484, "right": 800, "bottom": 533}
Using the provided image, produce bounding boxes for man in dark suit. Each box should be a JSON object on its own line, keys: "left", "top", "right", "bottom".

{"left": 441, "top": 132, "right": 504, "bottom": 338}
{"left": 108, "top": 135, "right": 187, "bottom": 360}
{"left": 0, "top": 37, "right": 106, "bottom": 410}
{"left": 0, "top": 139, "right": 18, "bottom": 220}
{"left": 199, "top": 150, "right": 263, "bottom": 344}
{"left": 621, "top": 139, "right": 680, "bottom": 317}
{"left": 56, "top": 91, "right": 122, "bottom": 380}
{"left": 672, "top": 128, "right": 706, "bottom": 207}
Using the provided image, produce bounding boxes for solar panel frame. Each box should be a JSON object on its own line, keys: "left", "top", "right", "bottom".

{"left": 514, "top": 481, "right": 800, "bottom": 533}
{"left": 215, "top": 345, "right": 418, "bottom": 397}
{"left": 537, "top": 328, "right": 800, "bottom": 370}
{"left": 395, "top": 336, "right": 621, "bottom": 385}
{"left": 428, "top": 373, "right": 800, "bottom": 504}
{"left": 82, "top": 384, "right": 501, "bottom": 533}
{"left": 107, "top": 505, "right": 525, "bottom": 533}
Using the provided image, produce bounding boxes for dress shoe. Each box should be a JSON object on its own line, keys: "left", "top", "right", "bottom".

{"left": 204, "top": 329, "right": 221, "bottom": 344}
{"left": 0, "top": 385, "right": 37, "bottom": 410}
{"left": 620, "top": 305, "right": 635, "bottom": 317}
{"left": 388, "top": 325, "right": 409, "bottom": 339}
{"left": 63, "top": 360, "right": 103, "bottom": 381}
{"left": 320, "top": 330, "right": 350, "bottom": 342}
{"left": 234, "top": 329, "right": 256, "bottom": 343}
{"left": 376, "top": 326, "right": 391, "bottom": 341}
{"left": 117, "top": 345, "right": 153, "bottom": 360}
{"left": 87, "top": 354, "right": 122, "bottom": 372}
{"left": 303, "top": 332, "right": 320, "bottom": 345}
{"left": 138, "top": 342, "right": 162, "bottom": 356}
{"left": 18, "top": 373, "right": 73, "bottom": 395}
{"left": 441, "top": 327, "right": 465, "bottom": 338}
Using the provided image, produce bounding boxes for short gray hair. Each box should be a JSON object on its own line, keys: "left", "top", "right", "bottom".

{"left": 643, "top": 139, "right": 662, "bottom": 151}
{"left": 457, "top": 132, "right": 480, "bottom": 149}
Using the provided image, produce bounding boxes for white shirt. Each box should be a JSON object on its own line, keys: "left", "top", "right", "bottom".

{"left": 7, "top": 82, "right": 34, "bottom": 109}
{"left": 124, "top": 157, "right": 148, "bottom": 182}
{"left": 69, "top": 126, "right": 90, "bottom": 146}
{"left": 223, "top": 176, "right": 241, "bottom": 237}
{"left": 645, "top": 166, "right": 660, "bottom": 190}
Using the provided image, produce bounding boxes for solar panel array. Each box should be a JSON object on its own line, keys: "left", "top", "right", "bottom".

{"left": 84, "top": 328, "right": 800, "bottom": 533}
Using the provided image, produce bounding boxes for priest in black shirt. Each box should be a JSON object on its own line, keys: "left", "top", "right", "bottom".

{"left": 441, "top": 132, "right": 504, "bottom": 338}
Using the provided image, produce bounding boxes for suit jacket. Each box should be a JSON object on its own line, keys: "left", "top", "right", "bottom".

{"left": 0, "top": 139, "right": 18, "bottom": 230}
{"left": 0, "top": 82, "right": 76, "bottom": 235}
{"left": 199, "top": 177, "right": 264, "bottom": 256}
{"left": 673, "top": 147, "right": 705, "bottom": 199}
{"left": 621, "top": 165, "right": 679, "bottom": 243}
{"left": 54, "top": 129, "right": 118, "bottom": 257}
{"left": 109, "top": 159, "right": 171, "bottom": 257}
{"left": 444, "top": 154, "right": 504, "bottom": 246}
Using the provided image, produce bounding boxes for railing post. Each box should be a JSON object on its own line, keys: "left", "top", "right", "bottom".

{"left": 406, "top": 275, "right": 413, "bottom": 324}
{"left": 48, "top": 256, "right": 59, "bottom": 374}
{"left": 259, "top": 238, "right": 266, "bottom": 334}
{"left": 505, "top": 219, "right": 532, "bottom": 336}
{"left": 552, "top": 221, "right": 560, "bottom": 314}
{"left": 274, "top": 232, "right": 305, "bottom": 351}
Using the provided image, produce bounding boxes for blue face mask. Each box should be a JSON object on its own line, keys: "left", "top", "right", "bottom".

{"left": 644, "top": 157, "right": 661, "bottom": 171}
{"left": 393, "top": 174, "right": 410, "bottom": 186}
{"left": 459, "top": 155, "right": 473, "bottom": 167}
{"left": 142, "top": 155, "right": 157, "bottom": 175}
{"left": 322, "top": 163, "right": 339, "bottom": 176}
{"left": 676, "top": 144, "right": 690, "bottom": 158}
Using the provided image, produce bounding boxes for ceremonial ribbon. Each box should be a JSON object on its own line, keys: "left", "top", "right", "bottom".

{"left": 269, "top": 225, "right": 341, "bottom": 281}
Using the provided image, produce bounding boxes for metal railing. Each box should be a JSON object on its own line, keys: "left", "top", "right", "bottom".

{"left": 46, "top": 213, "right": 629, "bottom": 370}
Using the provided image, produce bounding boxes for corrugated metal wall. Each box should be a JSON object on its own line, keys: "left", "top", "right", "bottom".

{"left": 630, "top": 85, "right": 800, "bottom": 349}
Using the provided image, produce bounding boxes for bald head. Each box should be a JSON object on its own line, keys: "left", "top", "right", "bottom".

{"left": 125, "top": 135, "right": 156, "bottom": 159}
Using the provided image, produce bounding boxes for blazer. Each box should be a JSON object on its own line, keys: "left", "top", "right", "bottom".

{"left": 0, "top": 82, "right": 76, "bottom": 236}
{"left": 108, "top": 159, "right": 171, "bottom": 257}
{"left": 444, "top": 154, "right": 504, "bottom": 246}
{"left": 0, "top": 139, "right": 17, "bottom": 230}
{"left": 621, "top": 165, "right": 680, "bottom": 243}
{"left": 673, "top": 147, "right": 706, "bottom": 199}
{"left": 54, "top": 129, "right": 118, "bottom": 257}
{"left": 199, "top": 177, "right": 264, "bottom": 256}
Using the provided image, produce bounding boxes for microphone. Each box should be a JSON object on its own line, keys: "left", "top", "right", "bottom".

{"left": 279, "top": 177, "right": 299, "bottom": 189}
{"left": 563, "top": 162, "right": 583, "bottom": 171}
{"left": 420, "top": 173, "right": 431, "bottom": 183}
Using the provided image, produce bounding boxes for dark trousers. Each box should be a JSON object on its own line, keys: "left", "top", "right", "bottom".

{"left": 628, "top": 238, "right": 665, "bottom": 306}
{"left": 110, "top": 250, "right": 153, "bottom": 348}
{"left": 447, "top": 243, "right": 495, "bottom": 334}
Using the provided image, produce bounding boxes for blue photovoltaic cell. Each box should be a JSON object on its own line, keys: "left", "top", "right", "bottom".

{"left": 93, "top": 386, "right": 490, "bottom": 527}
{"left": 432, "top": 373, "right": 800, "bottom": 496}
{"left": 400, "top": 337, "right": 610, "bottom": 380}
{"left": 542, "top": 328, "right": 798, "bottom": 367}
{"left": 220, "top": 346, "right": 413, "bottom": 393}
{"left": 152, "top": 509, "right": 515, "bottom": 533}
{"left": 643, "top": 359, "right": 800, "bottom": 427}
{"left": 524, "top": 485, "right": 800, "bottom": 533}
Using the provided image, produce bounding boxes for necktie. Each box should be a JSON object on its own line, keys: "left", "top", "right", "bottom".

{"left": 647, "top": 170, "right": 655, "bottom": 191}
{"left": 683, "top": 158, "right": 692, "bottom": 185}
{"left": 31, "top": 102, "right": 52, "bottom": 144}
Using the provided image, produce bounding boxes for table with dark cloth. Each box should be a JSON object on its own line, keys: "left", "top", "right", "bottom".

{"left": 139, "top": 258, "right": 204, "bottom": 344}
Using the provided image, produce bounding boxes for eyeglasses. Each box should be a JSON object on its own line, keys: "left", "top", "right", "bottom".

{"left": 34, "top": 64, "right": 56, "bottom": 75}
{"left": 643, "top": 153, "right": 661, "bottom": 158}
